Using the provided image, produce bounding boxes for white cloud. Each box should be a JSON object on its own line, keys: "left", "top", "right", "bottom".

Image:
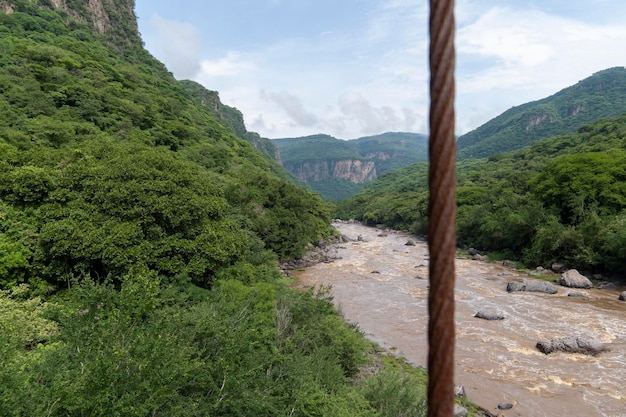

{"left": 137, "top": 1, "right": 626, "bottom": 139}
{"left": 459, "top": 8, "right": 554, "bottom": 68}
{"left": 260, "top": 90, "right": 318, "bottom": 127}
{"left": 335, "top": 91, "right": 421, "bottom": 137}
{"left": 197, "top": 52, "right": 256, "bottom": 78}
{"left": 147, "top": 14, "right": 203, "bottom": 79}
{"left": 455, "top": 5, "right": 626, "bottom": 133}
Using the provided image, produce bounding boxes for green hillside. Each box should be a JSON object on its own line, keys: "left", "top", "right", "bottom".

{"left": 274, "top": 134, "right": 363, "bottom": 163}
{"left": 457, "top": 67, "right": 626, "bottom": 159}
{"left": 336, "top": 115, "right": 626, "bottom": 276}
{"left": 179, "top": 79, "right": 282, "bottom": 163}
{"left": 273, "top": 132, "right": 427, "bottom": 201}
{"left": 0, "top": 3, "right": 437, "bottom": 415}
{"left": 353, "top": 132, "right": 428, "bottom": 173}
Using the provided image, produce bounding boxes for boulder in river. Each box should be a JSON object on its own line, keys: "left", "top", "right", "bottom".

{"left": 474, "top": 311, "right": 504, "bottom": 320}
{"left": 454, "top": 384, "right": 466, "bottom": 398}
{"left": 567, "top": 292, "right": 589, "bottom": 301}
{"left": 619, "top": 291, "right": 626, "bottom": 301}
{"left": 598, "top": 281, "right": 617, "bottom": 289}
{"left": 453, "top": 404, "right": 468, "bottom": 417}
{"left": 506, "top": 280, "right": 558, "bottom": 294}
{"left": 558, "top": 269, "right": 592, "bottom": 289}
{"left": 536, "top": 336, "right": 609, "bottom": 356}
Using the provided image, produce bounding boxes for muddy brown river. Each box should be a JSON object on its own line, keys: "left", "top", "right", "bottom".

{"left": 294, "top": 221, "right": 626, "bottom": 417}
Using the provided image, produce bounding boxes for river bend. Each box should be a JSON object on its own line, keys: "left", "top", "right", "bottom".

{"left": 294, "top": 221, "right": 626, "bottom": 417}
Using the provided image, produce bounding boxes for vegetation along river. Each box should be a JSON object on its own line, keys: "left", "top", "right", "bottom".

{"left": 294, "top": 221, "right": 626, "bottom": 417}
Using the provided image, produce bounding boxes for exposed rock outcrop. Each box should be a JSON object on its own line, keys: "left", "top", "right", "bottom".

{"left": 280, "top": 235, "right": 348, "bottom": 271}
{"left": 536, "top": 336, "right": 609, "bottom": 356}
{"left": 506, "top": 280, "right": 558, "bottom": 294}
{"left": 454, "top": 384, "right": 466, "bottom": 398}
{"left": 558, "top": 269, "right": 593, "bottom": 289}
{"left": 525, "top": 112, "right": 556, "bottom": 132}
{"left": 454, "top": 404, "right": 468, "bottom": 417}
{"left": 474, "top": 311, "right": 504, "bottom": 321}
{"left": 2, "top": 0, "right": 140, "bottom": 50}
{"left": 551, "top": 262, "right": 567, "bottom": 273}
{"left": 0, "top": 0, "right": 13, "bottom": 13}
{"left": 284, "top": 159, "right": 377, "bottom": 184}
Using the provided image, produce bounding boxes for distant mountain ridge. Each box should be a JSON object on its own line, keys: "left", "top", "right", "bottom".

{"left": 457, "top": 67, "right": 626, "bottom": 159}
{"left": 273, "top": 132, "right": 427, "bottom": 201}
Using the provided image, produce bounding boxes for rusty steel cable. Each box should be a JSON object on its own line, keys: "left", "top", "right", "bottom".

{"left": 428, "top": 0, "right": 456, "bottom": 416}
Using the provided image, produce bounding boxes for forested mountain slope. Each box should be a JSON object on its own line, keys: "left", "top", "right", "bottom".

{"left": 179, "top": 79, "right": 282, "bottom": 163}
{"left": 457, "top": 67, "right": 626, "bottom": 159}
{"left": 336, "top": 115, "right": 626, "bottom": 276}
{"left": 0, "top": 1, "right": 332, "bottom": 281}
{"left": 0, "top": 3, "right": 438, "bottom": 415}
{"left": 273, "top": 132, "right": 427, "bottom": 201}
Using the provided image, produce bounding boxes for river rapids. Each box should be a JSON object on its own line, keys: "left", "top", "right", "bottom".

{"left": 294, "top": 221, "right": 626, "bottom": 417}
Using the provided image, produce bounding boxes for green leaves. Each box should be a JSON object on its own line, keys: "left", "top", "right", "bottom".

{"left": 30, "top": 141, "right": 260, "bottom": 285}
{"left": 0, "top": 233, "right": 31, "bottom": 287}
{"left": 0, "top": 164, "right": 57, "bottom": 206}
{"left": 0, "top": 135, "right": 330, "bottom": 287}
{"left": 0, "top": 276, "right": 408, "bottom": 417}
{"left": 531, "top": 151, "right": 626, "bottom": 222}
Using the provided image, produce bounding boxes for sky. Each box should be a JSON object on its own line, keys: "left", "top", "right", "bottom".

{"left": 134, "top": 0, "right": 626, "bottom": 140}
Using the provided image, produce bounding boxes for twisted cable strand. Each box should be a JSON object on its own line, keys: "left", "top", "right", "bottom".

{"left": 428, "top": 0, "right": 456, "bottom": 416}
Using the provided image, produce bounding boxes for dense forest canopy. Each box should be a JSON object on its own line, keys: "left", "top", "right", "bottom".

{"left": 336, "top": 115, "right": 626, "bottom": 276}
{"left": 0, "top": 3, "right": 449, "bottom": 416}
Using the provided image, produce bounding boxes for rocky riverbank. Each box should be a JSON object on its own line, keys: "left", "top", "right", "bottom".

{"left": 294, "top": 220, "right": 626, "bottom": 417}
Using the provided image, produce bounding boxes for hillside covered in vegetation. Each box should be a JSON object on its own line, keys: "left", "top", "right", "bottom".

{"left": 457, "top": 67, "right": 626, "bottom": 159}
{"left": 0, "top": 2, "right": 439, "bottom": 415}
{"left": 336, "top": 115, "right": 626, "bottom": 276}
{"left": 273, "top": 132, "right": 427, "bottom": 200}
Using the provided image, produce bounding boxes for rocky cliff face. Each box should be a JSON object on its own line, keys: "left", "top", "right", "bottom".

{"left": 0, "top": 1, "right": 12, "bottom": 13}
{"left": 273, "top": 132, "right": 426, "bottom": 200}
{"left": 362, "top": 150, "right": 404, "bottom": 161}
{"left": 284, "top": 159, "right": 377, "bottom": 184}
{"left": 1, "top": 0, "right": 140, "bottom": 51}
{"left": 525, "top": 112, "right": 556, "bottom": 132}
